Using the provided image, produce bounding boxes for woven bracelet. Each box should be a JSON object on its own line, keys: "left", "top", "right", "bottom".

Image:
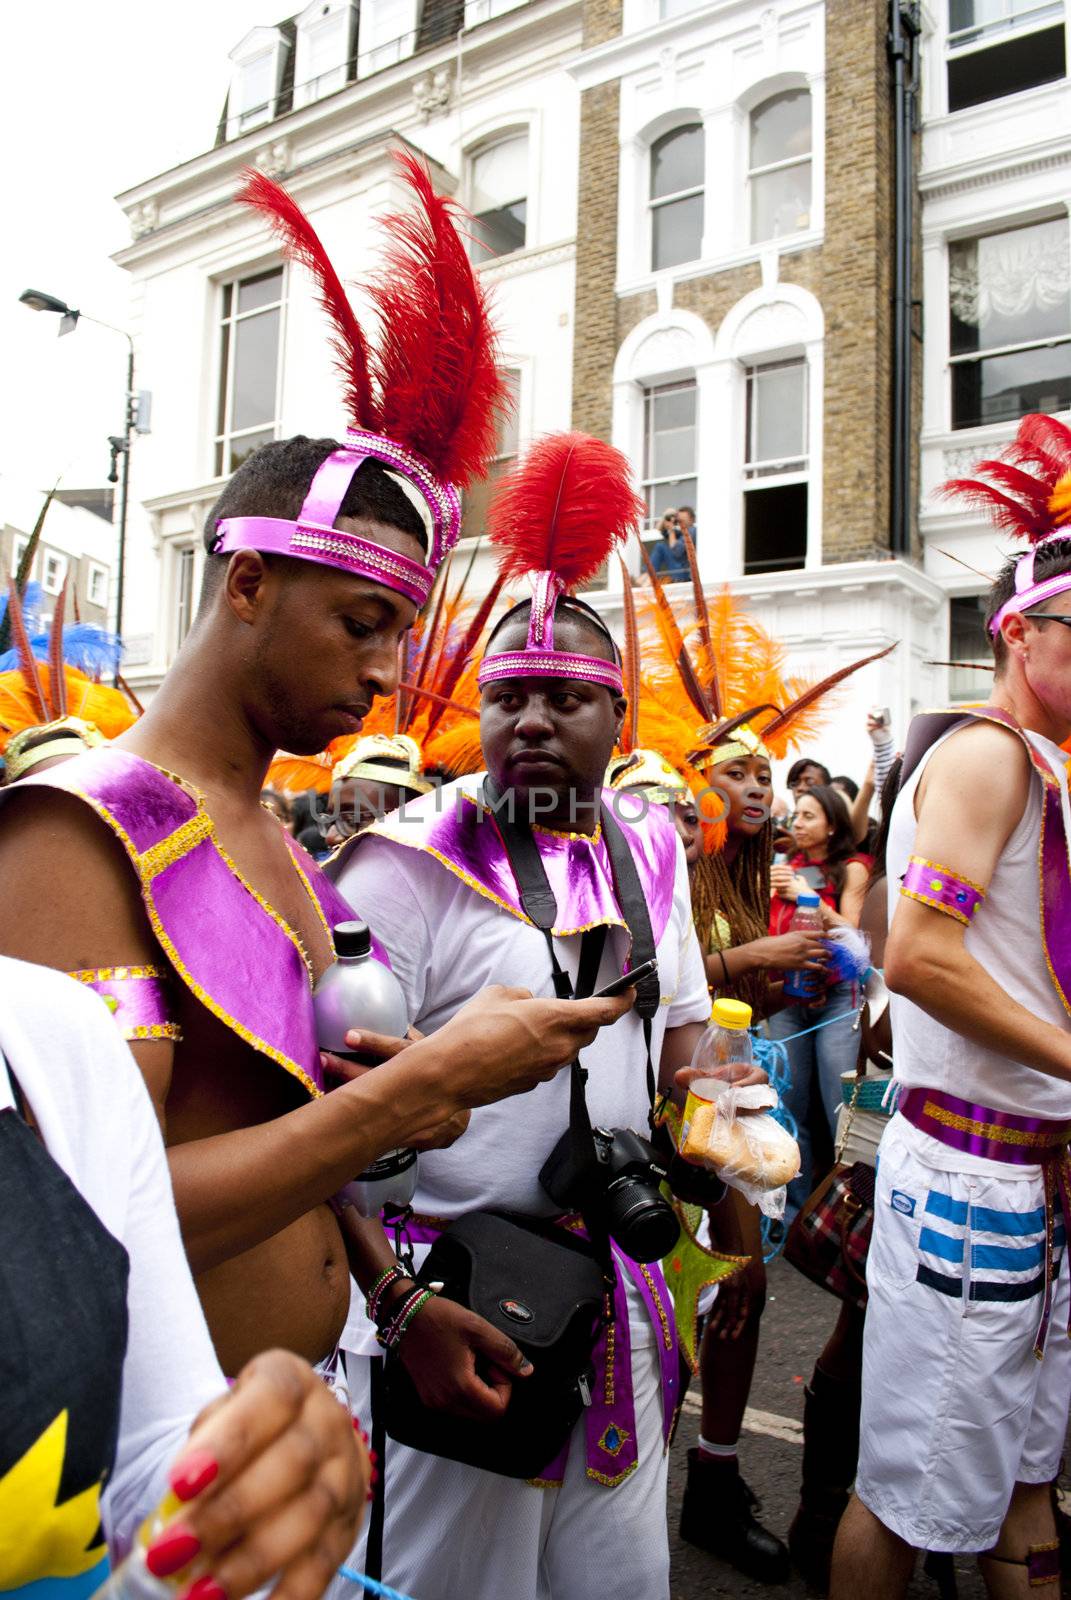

{"left": 377, "top": 1287, "right": 436, "bottom": 1352}
{"left": 366, "top": 1265, "right": 411, "bottom": 1324}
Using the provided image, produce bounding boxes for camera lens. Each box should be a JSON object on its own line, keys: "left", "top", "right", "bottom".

{"left": 604, "top": 1178, "right": 680, "bottom": 1262}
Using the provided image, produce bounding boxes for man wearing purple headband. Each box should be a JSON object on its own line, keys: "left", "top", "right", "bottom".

{"left": 331, "top": 433, "right": 768, "bottom": 1600}
{"left": 0, "top": 175, "right": 628, "bottom": 1398}
{"left": 832, "top": 415, "right": 1071, "bottom": 1600}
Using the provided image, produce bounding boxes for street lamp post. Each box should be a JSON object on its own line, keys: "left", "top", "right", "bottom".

{"left": 18, "top": 288, "right": 137, "bottom": 685}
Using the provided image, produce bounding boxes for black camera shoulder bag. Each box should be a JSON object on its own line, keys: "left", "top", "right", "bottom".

{"left": 379, "top": 783, "right": 660, "bottom": 1479}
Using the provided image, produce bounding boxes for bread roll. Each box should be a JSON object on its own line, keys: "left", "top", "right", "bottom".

{"left": 681, "top": 1105, "right": 800, "bottom": 1189}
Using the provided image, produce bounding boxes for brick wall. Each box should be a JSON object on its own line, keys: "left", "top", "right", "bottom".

{"left": 821, "top": 0, "right": 895, "bottom": 562}
{"left": 571, "top": 0, "right": 909, "bottom": 566}
{"left": 572, "top": 79, "right": 623, "bottom": 440}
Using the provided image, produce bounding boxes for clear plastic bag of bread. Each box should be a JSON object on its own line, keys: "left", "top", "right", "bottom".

{"left": 675, "top": 999, "right": 800, "bottom": 1218}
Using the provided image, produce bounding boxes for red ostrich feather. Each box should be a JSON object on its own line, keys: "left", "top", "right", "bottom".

{"left": 236, "top": 152, "right": 508, "bottom": 490}
{"left": 236, "top": 168, "right": 375, "bottom": 429}
{"left": 938, "top": 413, "right": 1071, "bottom": 542}
{"left": 487, "top": 432, "right": 646, "bottom": 589}
{"left": 369, "top": 151, "right": 510, "bottom": 490}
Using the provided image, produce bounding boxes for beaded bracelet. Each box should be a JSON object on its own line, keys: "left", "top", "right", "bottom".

{"left": 376, "top": 1287, "right": 436, "bottom": 1352}
{"left": 366, "top": 1265, "right": 412, "bottom": 1324}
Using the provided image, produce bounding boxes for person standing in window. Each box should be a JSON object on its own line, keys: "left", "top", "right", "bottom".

{"left": 649, "top": 509, "right": 690, "bottom": 580}
{"left": 677, "top": 504, "right": 698, "bottom": 545}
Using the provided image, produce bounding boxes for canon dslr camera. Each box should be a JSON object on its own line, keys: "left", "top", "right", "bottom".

{"left": 539, "top": 1124, "right": 680, "bottom": 1262}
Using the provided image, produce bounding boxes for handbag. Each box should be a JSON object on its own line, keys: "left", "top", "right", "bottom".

{"left": 381, "top": 786, "right": 665, "bottom": 1478}
{"left": 382, "top": 1210, "right": 607, "bottom": 1478}
{"left": 783, "top": 995, "right": 891, "bottom": 1309}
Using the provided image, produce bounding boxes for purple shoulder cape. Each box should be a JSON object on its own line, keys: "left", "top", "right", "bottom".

{"left": 3, "top": 747, "right": 375, "bottom": 1097}
{"left": 902, "top": 705, "right": 1071, "bottom": 1017}
{"left": 340, "top": 774, "right": 679, "bottom": 950}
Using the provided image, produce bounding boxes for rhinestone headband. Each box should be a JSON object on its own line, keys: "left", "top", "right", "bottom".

{"left": 477, "top": 570, "right": 623, "bottom": 692}
{"left": 213, "top": 431, "right": 462, "bottom": 609}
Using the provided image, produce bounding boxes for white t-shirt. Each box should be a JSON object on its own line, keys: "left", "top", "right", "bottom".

{"left": 0, "top": 956, "right": 225, "bottom": 1556}
{"left": 887, "top": 720, "right": 1071, "bottom": 1163}
{"left": 335, "top": 802, "right": 710, "bottom": 1352}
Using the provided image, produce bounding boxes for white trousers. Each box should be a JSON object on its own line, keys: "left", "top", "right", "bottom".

{"left": 343, "top": 1328, "right": 671, "bottom": 1600}
{"left": 856, "top": 1116, "right": 1071, "bottom": 1553}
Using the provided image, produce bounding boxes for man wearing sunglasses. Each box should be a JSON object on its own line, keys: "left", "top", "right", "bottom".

{"left": 832, "top": 421, "right": 1071, "bottom": 1600}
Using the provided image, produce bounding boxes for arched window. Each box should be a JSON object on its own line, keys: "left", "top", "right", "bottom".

{"left": 743, "top": 356, "right": 809, "bottom": 572}
{"left": 468, "top": 134, "right": 528, "bottom": 263}
{"left": 748, "top": 90, "right": 812, "bottom": 244}
{"left": 649, "top": 124, "right": 704, "bottom": 272}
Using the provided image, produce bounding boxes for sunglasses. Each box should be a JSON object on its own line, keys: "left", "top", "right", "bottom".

{"left": 1024, "top": 612, "right": 1071, "bottom": 631}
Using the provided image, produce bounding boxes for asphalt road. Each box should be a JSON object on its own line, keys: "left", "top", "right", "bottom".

{"left": 668, "top": 1257, "right": 1071, "bottom": 1599}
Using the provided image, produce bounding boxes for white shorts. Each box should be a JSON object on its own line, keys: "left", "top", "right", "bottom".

{"left": 856, "top": 1116, "right": 1071, "bottom": 1553}
{"left": 341, "top": 1328, "right": 671, "bottom": 1600}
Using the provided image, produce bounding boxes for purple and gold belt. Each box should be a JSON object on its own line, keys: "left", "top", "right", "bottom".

{"left": 402, "top": 1212, "right": 679, "bottom": 1487}
{"left": 898, "top": 1087, "right": 1071, "bottom": 1358}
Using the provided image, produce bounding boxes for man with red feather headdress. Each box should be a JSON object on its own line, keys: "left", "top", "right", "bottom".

{"left": 0, "top": 164, "right": 625, "bottom": 1415}
{"left": 831, "top": 414, "right": 1071, "bottom": 1600}
{"left": 331, "top": 430, "right": 768, "bottom": 1600}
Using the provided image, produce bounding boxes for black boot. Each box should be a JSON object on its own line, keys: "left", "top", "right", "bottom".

{"left": 787, "top": 1364, "right": 862, "bottom": 1592}
{"left": 679, "top": 1449, "right": 791, "bottom": 1583}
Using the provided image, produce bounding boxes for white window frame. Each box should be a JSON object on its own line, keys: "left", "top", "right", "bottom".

{"left": 648, "top": 123, "right": 705, "bottom": 275}
{"left": 227, "top": 27, "right": 289, "bottom": 138}
{"left": 747, "top": 90, "right": 813, "bottom": 247}
{"left": 466, "top": 131, "right": 531, "bottom": 263}
{"left": 214, "top": 266, "right": 286, "bottom": 480}
{"left": 947, "top": 0, "right": 1063, "bottom": 59}
{"left": 356, "top": 0, "right": 420, "bottom": 78}
{"left": 946, "top": 213, "right": 1071, "bottom": 433}
{"left": 293, "top": 0, "right": 355, "bottom": 107}
{"left": 741, "top": 355, "right": 811, "bottom": 574}
{"left": 42, "top": 550, "right": 68, "bottom": 596}
{"left": 464, "top": 0, "right": 526, "bottom": 26}
{"left": 640, "top": 376, "right": 698, "bottom": 533}
{"left": 88, "top": 562, "right": 108, "bottom": 608}
{"left": 173, "top": 545, "right": 198, "bottom": 654}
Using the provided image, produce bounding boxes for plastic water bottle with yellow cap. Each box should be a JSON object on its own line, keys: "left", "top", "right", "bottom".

{"left": 678, "top": 998, "right": 754, "bottom": 1148}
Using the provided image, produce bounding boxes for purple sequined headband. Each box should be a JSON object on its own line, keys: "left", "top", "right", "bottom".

{"left": 213, "top": 429, "right": 462, "bottom": 609}
{"left": 477, "top": 571, "right": 624, "bottom": 692}
{"left": 989, "top": 530, "right": 1071, "bottom": 638}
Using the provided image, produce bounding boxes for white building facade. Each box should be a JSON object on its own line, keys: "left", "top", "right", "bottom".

{"left": 113, "top": 0, "right": 1069, "bottom": 787}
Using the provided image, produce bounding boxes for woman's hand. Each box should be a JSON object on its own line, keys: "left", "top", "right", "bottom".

{"left": 147, "top": 1348, "right": 366, "bottom": 1600}
{"left": 770, "top": 864, "right": 807, "bottom": 901}
{"left": 395, "top": 1296, "right": 533, "bottom": 1420}
{"left": 675, "top": 1061, "right": 769, "bottom": 1093}
{"left": 756, "top": 931, "right": 828, "bottom": 973}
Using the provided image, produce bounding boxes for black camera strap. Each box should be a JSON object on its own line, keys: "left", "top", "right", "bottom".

{"left": 480, "top": 776, "right": 662, "bottom": 1111}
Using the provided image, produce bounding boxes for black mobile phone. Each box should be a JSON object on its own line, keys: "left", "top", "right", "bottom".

{"left": 593, "top": 957, "right": 658, "bottom": 999}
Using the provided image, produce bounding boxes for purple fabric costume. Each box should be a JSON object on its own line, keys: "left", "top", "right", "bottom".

{"left": 2, "top": 746, "right": 377, "bottom": 1096}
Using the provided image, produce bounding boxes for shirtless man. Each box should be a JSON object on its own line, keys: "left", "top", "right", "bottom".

{"left": 0, "top": 436, "right": 628, "bottom": 1377}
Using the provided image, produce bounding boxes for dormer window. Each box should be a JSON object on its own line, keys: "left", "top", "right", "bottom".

{"left": 228, "top": 27, "right": 289, "bottom": 136}
{"left": 357, "top": 0, "right": 420, "bottom": 76}
{"left": 294, "top": 0, "right": 356, "bottom": 107}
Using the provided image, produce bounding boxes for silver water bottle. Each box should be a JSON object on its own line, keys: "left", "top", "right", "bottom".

{"left": 313, "top": 919, "right": 418, "bottom": 1216}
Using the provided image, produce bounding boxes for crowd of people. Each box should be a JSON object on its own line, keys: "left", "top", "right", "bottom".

{"left": 3, "top": 157, "right": 1071, "bottom": 1600}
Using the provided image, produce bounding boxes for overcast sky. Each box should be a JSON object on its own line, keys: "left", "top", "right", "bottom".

{"left": 0, "top": 1, "right": 271, "bottom": 497}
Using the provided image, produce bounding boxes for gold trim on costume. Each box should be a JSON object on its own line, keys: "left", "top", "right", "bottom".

{"left": 63, "top": 778, "right": 322, "bottom": 1098}
{"left": 67, "top": 964, "right": 169, "bottom": 982}
{"left": 920, "top": 1098, "right": 1071, "bottom": 1149}
{"left": 900, "top": 887, "right": 973, "bottom": 926}
{"left": 906, "top": 854, "right": 985, "bottom": 893}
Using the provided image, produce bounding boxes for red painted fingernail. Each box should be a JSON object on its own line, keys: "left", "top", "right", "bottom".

{"left": 179, "top": 1579, "right": 227, "bottom": 1600}
{"left": 145, "top": 1525, "right": 201, "bottom": 1578}
{"left": 169, "top": 1448, "right": 219, "bottom": 1502}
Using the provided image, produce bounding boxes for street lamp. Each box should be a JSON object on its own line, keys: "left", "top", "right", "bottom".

{"left": 18, "top": 287, "right": 137, "bottom": 685}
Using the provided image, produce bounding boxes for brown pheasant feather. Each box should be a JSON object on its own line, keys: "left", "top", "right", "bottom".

{"left": 47, "top": 578, "right": 69, "bottom": 719}
{"left": 6, "top": 583, "right": 48, "bottom": 723}
{"left": 637, "top": 539, "right": 712, "bottom": 722}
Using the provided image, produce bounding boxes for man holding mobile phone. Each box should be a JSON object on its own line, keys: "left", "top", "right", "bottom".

{"left": 331, "top": 434, "right": 767, "bottom": 1600}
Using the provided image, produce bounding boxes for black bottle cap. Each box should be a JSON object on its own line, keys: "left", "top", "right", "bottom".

{"left": 333, "top": 920, "right": 371, "bottom": 958}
